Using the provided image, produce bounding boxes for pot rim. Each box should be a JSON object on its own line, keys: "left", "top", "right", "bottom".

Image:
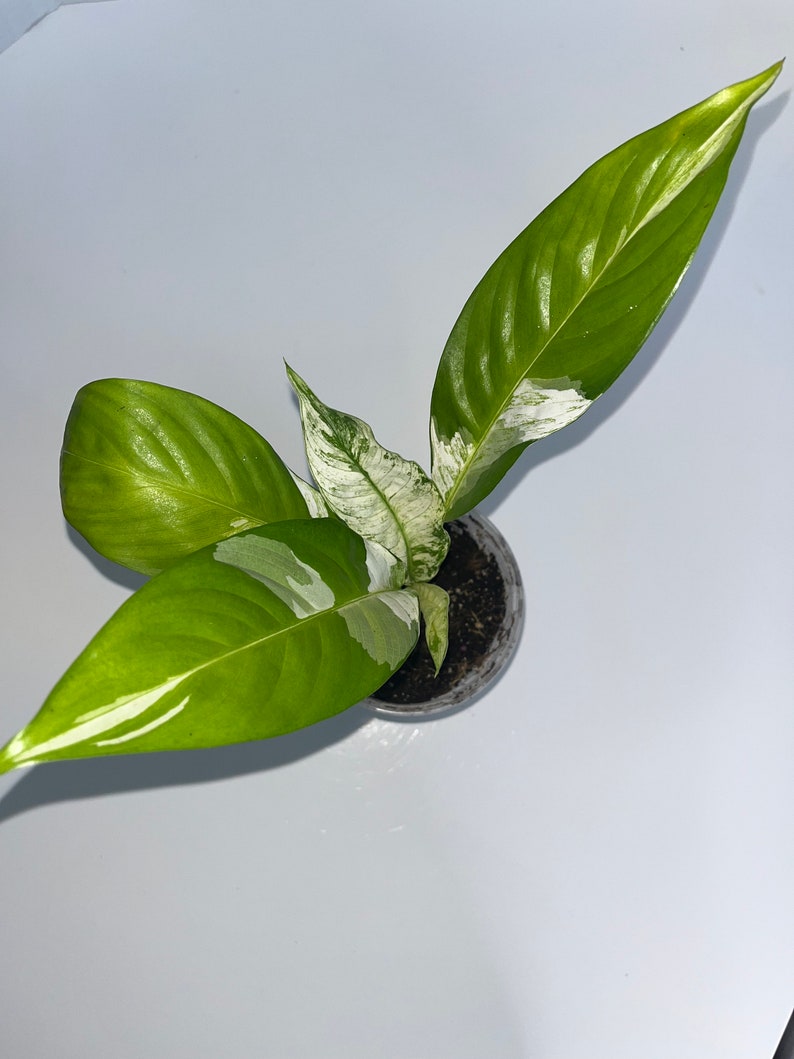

{"left": 363, "top": 510, "right": 524, "bottom": 719}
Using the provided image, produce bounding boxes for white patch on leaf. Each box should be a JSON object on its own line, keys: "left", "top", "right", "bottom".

{"left": 430, "top": 420, "right": 475, "bottom": 506}
{"left": 7, "top": 674, "right": 191, "bottom": 764}
{"left": 379, "top": 591, "right": 421, "bottom": 629}
{"left": 287, "top": 365, "right": 449, "bottom": 582}
{"left": 432, "top": 378, "right": 591, "bottom": 509}
{"left": 214, "top": 535, "right": 335, "bottom": 618}
{"left": 498, "top": 377, "right": 592, "bottom": 441}
{"left": 289, "top": 471, "right": 330, "bottom": 517}
{"left": 339, "top": 591, "right": 419, "bottom": 666}
{"left": 362, "top": 536, "right": 406, "bottom": 593}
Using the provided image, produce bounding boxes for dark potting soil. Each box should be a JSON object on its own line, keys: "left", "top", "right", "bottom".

{"left": 371, "top": 518, "right": 507, "bottom": 705}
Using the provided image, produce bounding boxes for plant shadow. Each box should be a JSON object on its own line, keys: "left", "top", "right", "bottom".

{"left": 65, "top": 524, "right": 149, "bottom": 591}
{"left": 0, "top": 707, "right": 371, "bottom": 823}
{"left": 0, "top": 609, "right": 524, "bottom": 822}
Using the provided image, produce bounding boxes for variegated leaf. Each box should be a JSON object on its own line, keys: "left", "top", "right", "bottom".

{"left": 0, "top": 519, "right": 419, "bottom": 772}
{"left": 289, "top": 470, "right": 331, "bottom": 517}
{"left": 287, "top": 364, "right": 449, "bottom": 582}
{"left": 430, "top": 63, "right": 782, "bottom": 519}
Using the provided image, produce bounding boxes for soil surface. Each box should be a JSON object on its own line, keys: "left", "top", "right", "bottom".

{"left": 372, "top": 518, "right": 507, "bottom": 705}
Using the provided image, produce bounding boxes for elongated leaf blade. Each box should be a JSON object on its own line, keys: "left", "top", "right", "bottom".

{"left": 0, "top": 519, "right": 419, "bottom": 772}
{"left": 430, "top": 63, "right": 782, "bottom": 519}
{"left": 61, "top": 379, "right": 310, "bottom": 575}
{"left": 287, "top": 364, "right": 449, "bottom": 582}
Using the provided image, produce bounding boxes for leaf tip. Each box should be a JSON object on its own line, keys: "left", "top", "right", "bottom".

{"left": 737, "top": 58, "right": 785, "bottom": 102}
{"left": 285, "top": 362, "right": 313, "bottom": 404}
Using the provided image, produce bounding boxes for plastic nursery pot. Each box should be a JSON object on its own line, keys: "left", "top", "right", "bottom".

{"left": 366, "top": 512, "right": 524, "bottom": 718}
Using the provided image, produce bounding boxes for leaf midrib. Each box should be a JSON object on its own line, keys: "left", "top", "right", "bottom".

{"left": 440, "top": 67, "right": 781, "bottom": 518}
{"left": 63, "top": 448, "right": 271, "bottom": 525}
{"left": 442, "top": 138, "right": 717, "bottom": 516}
{"left": 96, "top": 582, "right": 416, "bottom": 731}
{"left": 306, "top": 405, "right": 426, "bottom": 580}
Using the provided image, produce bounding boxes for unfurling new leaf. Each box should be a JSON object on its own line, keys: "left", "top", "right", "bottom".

{"left": 411, "top": 582, "right": 450, "bottom": 676}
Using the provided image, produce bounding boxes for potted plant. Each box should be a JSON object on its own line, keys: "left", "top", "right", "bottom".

{"left": 0, "top": 62, "right": 782, "bottom": 775}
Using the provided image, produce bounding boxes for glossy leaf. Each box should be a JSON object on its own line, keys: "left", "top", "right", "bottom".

{"left": 287, "top": 364, "right": 449, "bottom": 582}
{"left": 61, "top": 378, "right": 311, "bottom": 575}
{"left": 411, "top": 582, "right": 450, "bottom": 675}
{"left": 430, "top": 63, "right": 782, "bottom": 519}
{"left": 0, "top": 519, "right": 419, "bottom": 773}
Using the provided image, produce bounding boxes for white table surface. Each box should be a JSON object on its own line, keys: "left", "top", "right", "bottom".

{"left": 0, "top": 3, "right": 792, "bottom": 1057}
{"left": 0, "top": 0, "right": 107, "bottom": 55}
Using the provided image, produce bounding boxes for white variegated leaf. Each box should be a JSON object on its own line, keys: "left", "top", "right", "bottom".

{"left": 287, "top": 364, "right": 449, "bottom": 582}
{"left": 289, "top": 470, "right": 331, "bottom": 517}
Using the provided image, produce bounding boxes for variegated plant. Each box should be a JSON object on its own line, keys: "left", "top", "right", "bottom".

{"left": 0, "top": 63, "right": 781, "bottom": 774}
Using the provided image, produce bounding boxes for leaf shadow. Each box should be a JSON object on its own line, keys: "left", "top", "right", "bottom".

{"left": 0, "top": 707, "right": 371, "bottom": 823}
{"left": 479, "top": 90, "right": 788, "bottom": 517}
{"left": 0, "top": 605, "right": 526, "bottom": 823}
{"left": 65, "top": 524, "right": 149, "bottom": 591}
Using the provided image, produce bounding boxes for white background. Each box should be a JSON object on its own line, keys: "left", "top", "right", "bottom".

{"left": 0, "top": 3, "right": 792, "bottom": 1056}
{"left": 0, "top": 1, "right": 107, "bottom": 58}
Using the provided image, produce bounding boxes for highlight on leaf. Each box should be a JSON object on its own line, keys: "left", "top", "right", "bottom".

{"left": 0, "top": 62, "right": 782, "bottom": 773}
{"left": 61, "top": 378, "right": 311, "bottom": 575}
{"left": 429, "top": 62, "right": 782, "bottom": 519}
{"left": 0, "top": 519, "right": 419, "bottom": 774}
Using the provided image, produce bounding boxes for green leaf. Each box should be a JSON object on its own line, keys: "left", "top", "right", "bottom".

{"left": 61, "top": 379, "right": 311, "bottom": 575}
{"left": 411, "top": 582, "right": 450, "bottom": 676}
{"left": 287, "top": 364, "right": 449, "bottom": 582}
{"left": 430, "top": 62, "right": 782, "bottom": 519}
{"left": 0, "top": 519, "right": 419, "bottom": 773}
